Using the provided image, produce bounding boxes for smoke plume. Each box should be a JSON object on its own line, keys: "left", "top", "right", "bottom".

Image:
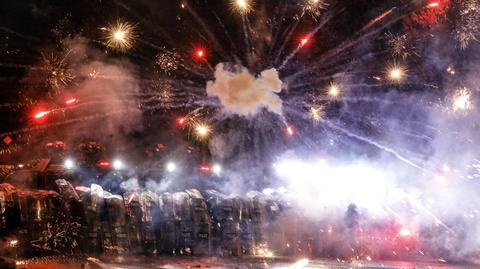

{"left": 206, "top": 63, "right": 283, "bottom": 116}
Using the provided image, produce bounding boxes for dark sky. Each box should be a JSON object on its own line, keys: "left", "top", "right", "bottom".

{"left": 0, "top": 0, "right": 398, "bottom": 131}
{"left": 0, "top": 0, "right": 478, "bottom": 165}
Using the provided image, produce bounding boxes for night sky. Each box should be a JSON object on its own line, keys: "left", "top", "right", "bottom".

{"left": 0, "top": 0, "right": 479, "bottom": 168}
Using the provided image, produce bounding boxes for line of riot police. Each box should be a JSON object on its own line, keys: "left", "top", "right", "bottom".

{"left": 0, "top": 178, "right": 283, "bottom": 257}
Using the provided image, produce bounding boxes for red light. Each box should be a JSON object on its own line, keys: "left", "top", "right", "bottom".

{"left": 3, "top": 136, "right": 12, "bottom": 145}
{"left": 200, "top": 165, "right": 211, "bottom": 172}
{"left": 34, "top": 111, "right": 50, "bottom": 119}
{"left": 195, "top": 49, "right": 205, "bottom": 59}
{"left": 300, "top": 37, "right": 310, "bottom": 47}
{"left": 97, "top": 160, "right": 111, "bottom": 167}
{"left": 65, "top": 98, "right": 77, "bottom": 105}
{"left": 428, "top": 2, "right": 439, "bottom": 8}
{"left": 177, "top": 117, "right": 186, "bottom": 125}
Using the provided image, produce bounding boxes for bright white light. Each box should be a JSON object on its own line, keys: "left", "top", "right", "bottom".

{"left": 113, "top": 159, "right": 123, "bottom": 170}
{"left": 166, "top": 162, "right": 176, "bottom": 172}
{"left": 398, "top": 227, "right": 412, "bottom": 237}
{"left": 435, "top": 174, "right": 447, "bottom": 185}
{"left": 290, "top": 258, "right": 309, "bottom": 269}
{"left": 64, "top": 159, "right": 75, "bottom": 169}
{"left": 274, "top": 158, "right": 398, "bottom": 216}
{"left": 237, "top": 0, "right": 247, "bottom": 8}
{"left": 213, "top": 164, "right": 222, "bottom": 174}
{"left": 113, "top": 31, "right": 126, "bottom": 41}
{"left": 442, "top": 164, "right": 450, "bottom": 172}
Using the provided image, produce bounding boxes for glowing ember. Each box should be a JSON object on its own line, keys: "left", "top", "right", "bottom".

{"left": 178, "top": 117, "right": 186, "bottom": 125}
{"left": 8, "top": 239, "right": 18, "bottom": 247}
{"left": 34, "top": 111, "right": 50, "bottom": 119}
{"left": 255, "top": 244, "right": 274, "bottom": 258}
{"left": 65, "top": 97, "right": 77, "bottom": 105}
{"left": 195, "top": 49, "right": 205, "bottom": 59}
{"left": 287, "top": 126, "right": 295, "bottom": 136}
{"left": 300, "top": 36, "right": 310, "bottom": 47}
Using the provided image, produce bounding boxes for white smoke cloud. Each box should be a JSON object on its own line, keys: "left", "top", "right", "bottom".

{"left": 206, "top": 63, "right": 283, "bottom": 116}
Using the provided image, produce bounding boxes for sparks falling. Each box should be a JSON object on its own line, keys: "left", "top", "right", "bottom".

{"left": 309, "top": 106, "right": 325, "bottom": 122}
{"left": 451, "top": 87, "right": 473, "bottom": 113}
{"left": 452, "top": 0, "right": 480, "bottom": 50}
{"left": 385, "top": 32, "right": 417, "bottom": 60}
{"left": 41, "top": 51, "right": 74, "bottom": 92}
{"left": 304, "top": 0, "right": 327, "bottom": 19}
{"left": 155, "top": 51, "right": 181, "bottom": 74}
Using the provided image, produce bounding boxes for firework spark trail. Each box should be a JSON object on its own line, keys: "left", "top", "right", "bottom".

{"left": 0, "top": 62, "right": 39, "bottom": 70}
{"left": 183, "top": 1, "right": 229, "bottom": 59}
{"left": 0, "top": 99, "right": 197, "bottom": 138}
{"left": 41, "top": 50, "right": 75, "bottom": 91}
{"left": 282, "top": 48, "right": 389, "bottom": 86}
{"left": 287, "top": 95, "right": 406, "bottom": 109}
{"left": 269, "top": 1, "right": 290, "bottom": 58}
{"left": 111, "top": 1, "right": 181, "bottom": 50}
{"left": 287, "top": 69, "right": 387, "bottom": 89}
{"left": 0, "top": 103, "right": 24, "bottom": 109}
{"left": 278, "top": 12, "right": 335, "bottom": 70}
{"left": 361, "top": 7, "right": 396, "bottom": 32}
{"left": 385, "top": 32, "right": 418, "bottom": 59}
{"left": 324, "top": 120, "right": 425, "bottom": 171}
{"left": 213, "top": 11, "right": 238, "bottom": 55}
{"left": 285, "top": 4, "right": 418, "bottom": 81}
{"left": 272, "top": 1, "right": 328, "bottom": 65}
{"left": 0, "top": 112, "right": 126, "bottom": 138}
{"left": 241, "top": 16, "right": 253, "bottom": 57}
{"left": 333, "top": 109, "right": 437, "bottom": 147}
{"left": 326, "top": 110, "right": 436, "bottom": 160}
{"left": 404, "top": 193, "right": 455, "bottom": 234}
{"left": 384, "top": 205, "right": 407, "bottom": 224}
{"left": 273, "top": 17, "right": 302, "bottom": 65}
{"left": 0, "top": 26, "right": 42, "bottom": 42}
{"left": 396, "top": 130, "right": 434, "bottom": 141}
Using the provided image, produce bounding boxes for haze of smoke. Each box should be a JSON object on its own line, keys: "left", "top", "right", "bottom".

{"left": 206, "top": 63, "right": 283, "bottom": 116}
{"left": 63, "top": 36, "right": 143, "bottom": 140}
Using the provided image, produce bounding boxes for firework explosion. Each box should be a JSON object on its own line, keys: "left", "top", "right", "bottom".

{"left": 102, "top": 20, "right": 136, "bottom": 51}
{"left": 303, "top": 0, "right": 328, "bottom": 19}
{"left": 385, "top": 32, "right": 417, "bottom": 60}
{"left": 231, "top": 0, "right": 253, "bottom": 14}
{"left": 309, "top": 106, "right": 325, "bottom": 123}
{"left": 0, "top": 0, "right": 480, "bottom": 265}
{"left": 451, "top": 87, "right": 474, "bottom": 113}
{"left": 40, "top": 51, "right": 75, "bottom": 93}
{"left": 452, "top": 0, "right": 480, "bottom": 49}
{"left": 387, "top": 64, "right": 407, "bottom": 83}
{"left": 155, "top": 51, "right": 181, "bottom": 75}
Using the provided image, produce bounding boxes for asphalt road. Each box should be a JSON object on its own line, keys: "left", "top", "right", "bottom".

{"left": 12, "top": 256, "right": 478, "bottom": 269}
